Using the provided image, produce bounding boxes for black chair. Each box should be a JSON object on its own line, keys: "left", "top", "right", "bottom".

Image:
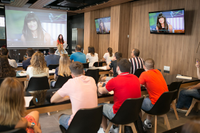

{"left": 105, "top": 97, "right": 144, "bottom": 133}
{"left": 134, "top": 68, "right": 145, "bottom": 78}
{"left": 51, "top": 75, "right": 72, "bottom": 88}
{"left": 168, "top": 81, "right": 182, "bottom": 120}
{"left": 0, "top": 128, "right": 27, "bottom": 133}
{"left": 26, "top": 76, "right": 50, "bottom": 91}
{"left": 93, "top": 61, "right": 106, "bottom": 67}
{"left": 142, "top": 90, "right": 177, "bottom": 133}
{"left": 185, "top": 97, "right": 200, "bottom": 116}
{"left": 59, "top": 105, "right": 103, "bottom": 133}
{"left": 162, "top": 125, "right": 183, "bottom": 133}
{"left": 48, "top": 64, "right": 59, "bottom": 70}
{"left": 82, "top": 62, "right": 89, "bottom": 68}
{"left": 85, "top": 69, "right": 99, "bottom": 84}
{"left": 0, "top": 78, "right": 4, "bottom": 85}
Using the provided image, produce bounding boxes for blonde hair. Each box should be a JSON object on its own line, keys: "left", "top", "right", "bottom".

{"left": 58, "top": 44, "right": 64, "bottom": 54}
{"left": 58, "top": 54, "right": 71, "bottom": 77}
{"left": 0, "top": 77, "right": 25, "bottom": 126}
{"left": 30, "top": 51, "right": 47, "bottom": 74}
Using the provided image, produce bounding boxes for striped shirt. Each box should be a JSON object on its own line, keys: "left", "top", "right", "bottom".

{"left": 129, "top": 57, "right": 144, "bottom": 74}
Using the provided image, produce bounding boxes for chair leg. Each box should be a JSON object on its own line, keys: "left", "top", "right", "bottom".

{"left": 142, "top": 112, "right": 147, "bottom": 121}
{"left": 171, "top": 100, "right": 179, "bottom": 120}
{"left": 163, "top": 114, "right": 171, "bottom": 130}
{"left": 185, "top": 98, "right": 197, "bottom": 116}
{"left": 119, "top": 125, "right": 122, "bottom": 133}
{"left": 130, "top": 123, "right": 137, "bottom": 133}
{"left": 105, "top": 122, "right": 113, "bottom": 133}
{"left": 154, "top": 115, "right": 157, "bottom": 133}
{"left": 121, "top": 125, "right": 124, "bottom": 133}
{"left": 47, "top": 112, "right": 51, "bottom": 116}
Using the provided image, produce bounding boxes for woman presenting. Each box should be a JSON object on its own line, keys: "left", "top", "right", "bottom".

{"left": 156, "top": 13, "right": 173, "bottom": 33}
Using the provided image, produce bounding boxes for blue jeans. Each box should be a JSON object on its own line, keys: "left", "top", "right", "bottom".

{"left": 141, "top": 97, "right": 154, "bottom": 111}
{"left": 176, "top": 89, "right": 200, "bottom": 109}
{"left": 102, "top": 104, "right": 116, "bottom": 120}
{"left": 59, "top": 114, "right": 71, "bottom": 130}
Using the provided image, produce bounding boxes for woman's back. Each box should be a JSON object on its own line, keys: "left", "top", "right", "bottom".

{"left": 0, "top": 55, "right": 16, "bottom": 78}
{"left": 86, "top": 53, "right": 98, "bottom": 67}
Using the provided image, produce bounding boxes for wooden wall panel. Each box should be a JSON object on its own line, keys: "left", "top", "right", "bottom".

{"left": 129, "top": 0, "right": 200, "bottom": 77}
{"left": 84, "top": 12, "right": 91, "bottom": 54}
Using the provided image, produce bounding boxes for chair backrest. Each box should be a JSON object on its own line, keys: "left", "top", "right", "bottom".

{"left": 48, "top": 64, "right": 59, "bottom": 70}
{"left": 85, "top": 69, "right": 99, "bottom": 84}
{"left": 93, "top": 61, "right": 106, "bottom": 67}
{"left": 134, "top": 69, "right": 145, "bottom": 78}
{"left": 110, "top": 97, "right": 144, "bottom": 124}
{"left": 0, "top": 128, "right": 27, "bottom": 133}
{"left": 145, "top": 90, "right": 177, "bottom": 115}
{"left": 0, "top": 78, "right": 4, "bottom": 86}
{"left": 26, "top": 76, "right": 50, "bottom": 91}
{"left": 168, "top": 81, "right": 182, "bottom": 101}
{"left": 82, "top": 63, "right": 89, "bottom": 68}
{"left": 65, "top": 105, "right": 103, "bottom": 133}
{"left": 54, "top": 75, "right": 72, "bottom": 88}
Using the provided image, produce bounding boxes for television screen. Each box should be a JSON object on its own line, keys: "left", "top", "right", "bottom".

{"left": 95, "top": 17, "right": 110, "bottom": 34}
{"left": 149, "top": 9, "right": 185, "bottom": 34}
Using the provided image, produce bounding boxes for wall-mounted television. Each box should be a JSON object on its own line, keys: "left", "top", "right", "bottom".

{"left": 149, "top": 9, "right": 185, "bottom": 34}
{"left": 95, "top": 17, "right": 110, "bottom": 34}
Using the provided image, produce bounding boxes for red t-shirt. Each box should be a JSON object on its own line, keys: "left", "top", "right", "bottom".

{"left": 57, "top": 40, "right": 64, "bottom": 45}
{"left": 106, "top": 72, "right": 141, "bottom": 114}
{"left": 139, "top": 69, "right": 168, "bottom": 105}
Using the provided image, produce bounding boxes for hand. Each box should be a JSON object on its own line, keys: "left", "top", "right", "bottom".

{"left": 34, "top": 125, "right": 42, "bottom": 133}
{"left": 195, "top": 61, "right": 199, "bottom": 68}
{"left": 98, "top": 82, "right": 104, "bottom": 88}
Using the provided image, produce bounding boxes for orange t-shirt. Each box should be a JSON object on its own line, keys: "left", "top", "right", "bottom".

{"left": 139, "top": 69, "right": 168, "bottom": 105}
{"left": 57, "top": 40, "right": 64, "bottom": 45}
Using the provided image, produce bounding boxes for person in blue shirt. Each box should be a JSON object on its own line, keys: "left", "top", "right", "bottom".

{"left": 22, "top": 48, "right": 34, "bottom": 70}
{"left": 45, "top": 48, "right": 60, "bottom": 66}
{"left": 70, "top": 45, "right": 86, "bottom": 63}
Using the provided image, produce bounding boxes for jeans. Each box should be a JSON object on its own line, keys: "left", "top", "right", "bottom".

{"left": 141, "top": 97, "right": 154, "bottom": 111}
{"left": 176, "top": 89, "right": 200, "bottom": 109}
{"left": 59, "top": 114, "right": 71, "bottom": 130}
{"left": 102, "top": 104, "right": 116, "bottom": 119}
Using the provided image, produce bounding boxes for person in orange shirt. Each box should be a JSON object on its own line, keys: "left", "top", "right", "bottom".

{"left": 139, "top": 58, "right": 168, "bottom": 129}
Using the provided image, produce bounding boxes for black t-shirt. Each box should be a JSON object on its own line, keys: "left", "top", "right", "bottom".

{"left": 0, "top": 125, "right": 15, "bottom": 132}
{"left": 109, "top": 60, "right": 118, "bottom": 77}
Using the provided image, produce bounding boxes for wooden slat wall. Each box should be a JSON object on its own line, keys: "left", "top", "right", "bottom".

{"left": 84, "top": 12, "right": 91, "bottom": 54}
{"left": 129, "top": 0, "right": 200, "bottom": 77}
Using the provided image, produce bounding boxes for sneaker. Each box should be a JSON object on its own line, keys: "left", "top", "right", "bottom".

{"left": 144, "top": 119, "right": 152, "bottom": 129}
{"left": 176, "top": 108, "right": 188, "bottom": 113}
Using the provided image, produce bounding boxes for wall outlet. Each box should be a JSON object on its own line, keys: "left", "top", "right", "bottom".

{"left": 164, "top": 66, "right": 170, "bottom": 73}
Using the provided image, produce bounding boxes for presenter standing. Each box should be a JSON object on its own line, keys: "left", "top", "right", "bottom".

{"left": 57, "top": 34, "right": 67, "bottom": 49}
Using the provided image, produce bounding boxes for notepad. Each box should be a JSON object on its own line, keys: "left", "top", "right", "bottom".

{"left": 18, "top": 71, "right": 27, "bottom": 76}
{"left": 24, "top": 96, "right": 33, "bottom": 107}
{"left": 49, "top": 69, "right": 55, "bottom": 74}
{"left": 176, "top": 75, "right": 192, "bottom": 80}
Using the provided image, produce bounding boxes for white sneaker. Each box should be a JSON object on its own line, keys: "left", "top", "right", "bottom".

{"left": 110, "top": 125, "right": 119, "bottom": 133}
{"left": 97, "top": 127, "right": 105, "bottom": 133}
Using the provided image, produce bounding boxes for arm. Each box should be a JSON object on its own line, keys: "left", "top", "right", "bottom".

{"left": 195, "top": 61, "right": 200, "bottom": 79}
{"left": 27, "top": 121, "right": 41, "bottom": 133}
{"left": 54, "top": 74, "right": 58, "bottom": 80}
{"left": 51, "top": 92, "right": 70, "bottom": 103}
{"left": 168, "top": 24, "right": 173, "bottom": 33}
{"left": 98, "top": 82, "right": 108, "bottom": 94}
{"left": 44, "top": 32, "right": 51, "bottom": 45}
{"left": 106, "top": 62, "right": 111, "bottom": 69}
{"left": 156, "top": 26, "right": 159, "bottom": 32}
{"left": 189, "top": 83, "right": 200, "bottom": 90}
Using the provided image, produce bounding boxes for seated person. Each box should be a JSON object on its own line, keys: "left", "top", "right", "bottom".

{"left": 51, "top": 62, "right": 97, "bottom": 130}
{"left": 86, "top": 46, "right": 98, "bottom": 67}
{"left": 176, "top": 61, "right": 200, "bottom": 112}
{"left": 55, "top": 44, "right": 68, "bottom": 56}
{"left": 51, "top": 54, "right": 71, "bottom": 87}
{"left": 22, "top": 48, "right": 34, "bottom": 70}
{"left": 70, "top": 45, "right": 86, "bottom": 63}
{"left": 26, "top": 51, "right": 49, "bottom": 79}
{"left": 0, "top": 55, "right": 16, "bottom": 78}
{"left": 102, "top": 47, "right": 114, "bottom": 65}
{"left": 1, "top": 47, "right": 17, "bottom": 68}
{"left": 98, "top": 58, "right": 141, "bottom": 131}
{"left": 181, "top": 117, "right": 200, "bottom": 133}
{"left": 0, "top": 77, "right": 41, "bottom": 133}
{"left": 139, "top": 58, "right": 168, "bottom": 129}
{"left": 45, "top": 48, "right": 60, "bottom": 66}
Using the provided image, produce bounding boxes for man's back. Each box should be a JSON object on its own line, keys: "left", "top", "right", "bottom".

{"left": 45, "top": 54, "right": 60, "bottom": 66}
{"left": 22, "top": 58, "right": 31, "bottom": 70}
{"left": 139, "top": 69, "right": 168, "bottom": 104}
{"left": 129, "top": 57, "right": 144, "bottom": 74}
{"left": 70, "top": 52, "right": 86, "bottom": 63}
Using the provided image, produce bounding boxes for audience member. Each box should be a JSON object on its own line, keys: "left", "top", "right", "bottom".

{"left": 102, "top": 47, "right": 114, "bottom": 64}
{"left": 139, "top": 58, "right": 168, "bottom": 129}
{"left": 45, "top": 48, "right": 60, "bottom": 66}
{"left": 129, "top": 48, "right": 144, "bottom": 74}
{"left": 55, "top": 44, "right": 68, "bottom": 55}
{"left": 1, "top": 47, "right": 17, "bottom": 68}
{"left": 181, "top": 117, "right": 200, "bottom": 133}
{"left": 176, "top": 61, "right": 200, "bottom": 112}
{"left": 22, "top": 48, "right": 34, "bottom": 70}
{"left": 70, "top": 45, "right": 86, "bottom": 63}
{"left": 0, "top": 77, "right": 41, "bottom": 133}
{"left": 86, "top": 46, "right": 98, "bottom": 67}
{"left": 51, "top": 62, "right": 97, "bottom": 130}
{"left": 26, "top": 51, "right": 49, "bottom": 79}
{"left": 51, "top": 54, "right": 71, "bottom": 87}
{"left": 0, "top": 55, "right": 16, "bottom": 78}
{"left": 98, "top": 58, "right": 141, "bottom": 131}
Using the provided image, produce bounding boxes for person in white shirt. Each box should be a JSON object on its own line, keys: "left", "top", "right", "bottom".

{"left": 1, "top": 47, "right": 17, "bottom": 68}
{"left": 102, "top": 47, "right": 114, "bottom": 65}
{"left": 26, "top": 51, "right": 49, "bottom": 79}
{"left": 86, "top": 46, "right": 98, "bottom": 67}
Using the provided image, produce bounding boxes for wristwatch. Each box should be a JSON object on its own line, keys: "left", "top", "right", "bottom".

{"left": 31, "top": 122, "right": 35, "bottom": 128}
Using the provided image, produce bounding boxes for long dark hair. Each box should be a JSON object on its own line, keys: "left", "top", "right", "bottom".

{"left": 0, "top": 55, "right": 16, "bottom": 78}
{"left": 157, "top": 13, "right": 168, "bottom": 31}
{"left": 22, "top": 12, "right": 44, "bottom": 44}
{"left": 57, "top": 34, "right": 64, "bottom": 44}
{"left": 108, "top": 47, "right": 113, "bottom": 57}
{"left": 99, "top": 20, "right": 106, "bottom": 33}
{"left": 88, "top": 46, "right": 95, "bottom": 56}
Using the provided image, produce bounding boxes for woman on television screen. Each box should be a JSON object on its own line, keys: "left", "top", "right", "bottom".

{"left": 156, "top": 13, "right": 173, "bottom": 33}
{"left": 99, "top": 20, "right": 108, "bottom": 33}
{"left": 21, "top": 12, "right": 51, "bottom": 46}
{"left": 57, "top": 34, "right": 64, "bottom": 46}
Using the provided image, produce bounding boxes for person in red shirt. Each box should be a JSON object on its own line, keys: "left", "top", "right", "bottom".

{"left": 139, "top": 58, "right": 168, "bottom": 129}
{"left": 98, "top": 58, "right": 141, "bottom": 131}
{"left": 57, "top": 34, "right": 64, "bottom": 46}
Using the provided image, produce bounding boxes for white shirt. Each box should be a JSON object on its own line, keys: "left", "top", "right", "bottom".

{"left": 8, "top": 59, "right": 17, "bottom": 68}
{"left": 86, "top": 53, "right": 98, "bottom": 67}
{"left": 26, "top": 66, "right": 49, "bottom": 79}
{"left": 103, "top": 52, "right": 114, "bottom": 64}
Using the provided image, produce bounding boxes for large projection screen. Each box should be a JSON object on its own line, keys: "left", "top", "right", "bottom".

{"left": 5, "top": 6, "right": 67, "bottom": 48}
